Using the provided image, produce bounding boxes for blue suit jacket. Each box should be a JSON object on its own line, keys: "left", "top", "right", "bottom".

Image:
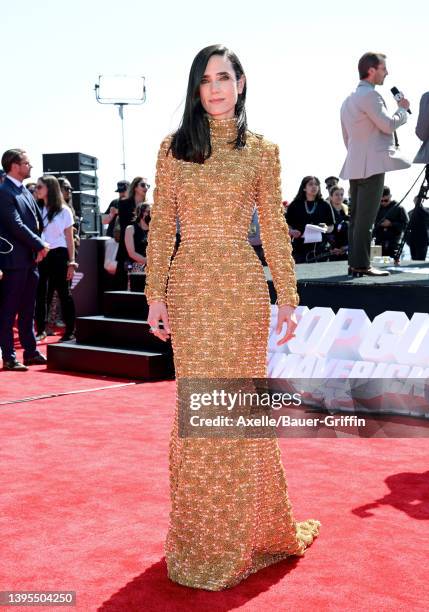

{"left": 0, "top": 177, "right": 45, "bottom": 269}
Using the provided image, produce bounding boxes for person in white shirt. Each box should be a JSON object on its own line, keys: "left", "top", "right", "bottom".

{"left": 34, "top": 175, "right": 77, "bottom": 342}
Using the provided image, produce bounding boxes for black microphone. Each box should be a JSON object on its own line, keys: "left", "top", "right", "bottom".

{"left": 390, "top": 87, "right": 411, "bottom": 114}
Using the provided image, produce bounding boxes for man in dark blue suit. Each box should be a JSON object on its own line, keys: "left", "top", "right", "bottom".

{"left": 0, "top": 149, "right": 50, "bottom": 370}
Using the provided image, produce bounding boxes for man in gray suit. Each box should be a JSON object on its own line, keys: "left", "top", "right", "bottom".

{"left": 414, "top": 92, "right": 429, "bottom": 164}
{"left": 340, "top": 52, "right": 410, "bottom": 276}
{"left": 408, "top": 92, "right": 429, "bottom": 260}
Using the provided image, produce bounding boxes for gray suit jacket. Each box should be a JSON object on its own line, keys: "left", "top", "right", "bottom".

{"left": 340, "top": 81, "right": 410, "bottom": 180}
{"left": 414, "top": 91, "right": 429, "bottom": 164}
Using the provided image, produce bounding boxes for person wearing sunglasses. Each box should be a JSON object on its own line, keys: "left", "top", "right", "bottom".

{"left": 373, "top": 186, "right": 408, "bottom": 258}
{"left": 114, "top": 176, "right": 150, "bottom": 289}
{"left": 44, "top": 177, "right": 80, "bottom": 333}
{"left": 102, "top": 180, "right": 130, "bottom": 238}
{"left": 124, "top": 203, "right": 151, "bottom": 290}
{"left": 0, "top": 149, "right": 49, "bottom": 370}
{"left": 34, "top": 175, "right": 77, "bottom": 343}
{"left": 56, "top": 177, "right": 79, "bottom": 250}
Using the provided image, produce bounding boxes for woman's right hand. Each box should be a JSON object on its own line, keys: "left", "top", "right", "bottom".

{"left": 147, "top": 301, "right": 171, "bottom": 342}
{"left": 289, "top": 229, "right": 301, "bottom": 239}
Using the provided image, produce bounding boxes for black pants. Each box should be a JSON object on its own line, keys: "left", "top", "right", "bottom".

{"left": 410, "top": 244, "right": 428, "bottom": 260}
{"left": 35, "top": 247, "right": 75, "bottom": 335}
{"left": 348, "top": 173, "right": 385, "bottom": 268}
{"left": 112, "top": 255, "right": 129, "bottom": 291}
{"left": 378, "top": 239, "right": 400, "bottom": 258}
{"left": 0, "top": 266, "right": 39, "bottom": 362}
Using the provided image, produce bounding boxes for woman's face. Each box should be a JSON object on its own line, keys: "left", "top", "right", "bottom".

{"left": 140, "top": 206, "right": 150, "bottom": 225}
{"left": 304, "top": 179, "right": 320, "bottom": 200}
{"left": 331, "top": 189, "right": 344, "bottom": 207}
{"left": 199, "top": 54, "right": 245, "bottom": 120}
{"left": 135, "top": 179, "right": 149, "bottom": 200}
{"left": 36, "top": 180, "right": 48, "bottom": 202}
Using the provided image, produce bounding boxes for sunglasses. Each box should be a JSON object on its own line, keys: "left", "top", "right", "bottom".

{"left": 63, "top": 186, "right": 73, "bottom": 192}
{"left": 381, "top": 198, "right": 390, "bottom": 203}
{"left": 138, "top": 182, "right": 150, "bottom": 189}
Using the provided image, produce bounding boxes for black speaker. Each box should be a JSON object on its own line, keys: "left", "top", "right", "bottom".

{"left": 47, "top": 172, "right": 98, "bottom": 192}
{"left": 42, "top": 151, "right": 100, "bottom": 237}
{"left": 80, "top": 205, "right": 100, "bottom": 235}
{"left": 42, "top": 152, "right": 98, "bottom": 173}
{"left": 72, "top": 193, "right": 98, "bottom": 216}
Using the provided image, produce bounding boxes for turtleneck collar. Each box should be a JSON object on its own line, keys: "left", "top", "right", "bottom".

{"left": 207, "top": 114, "right": 238, "bottom": 140}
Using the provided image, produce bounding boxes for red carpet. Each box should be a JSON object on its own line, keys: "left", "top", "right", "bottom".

{"left": 0, "top": 370, "right": 428, "bottom": 611}
{"left": 1, "top": 331, "right": 135, "bottom": 403}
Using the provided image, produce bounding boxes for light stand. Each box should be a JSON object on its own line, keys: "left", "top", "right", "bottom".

{"left": 94, "top": 75, "right": 146, "bottom": 179}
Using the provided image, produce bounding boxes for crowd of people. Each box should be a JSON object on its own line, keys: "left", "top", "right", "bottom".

{"left": 100, "top": 170, "right": 421, "bottom": 288}
{"left": 0, "top": 112, "right": 428, "bottom": 370}
{"left": 0, "top": 158, "right": 421, "bottom": 349}
{"left": 0, "top": 145, "right": 426, "bottom": 372}
{"left": 0, "top": 151, "right": 78, "bottom": 370}
{"left": 282, "top": 176, "right": 412, "bottom": 264}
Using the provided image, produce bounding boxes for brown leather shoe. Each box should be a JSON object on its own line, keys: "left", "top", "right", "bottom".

{"left": 351, "top": 266, "right": 390, "bottom": 277}
{"left": 3, "top": 359, "right": 29, "bottom": 371}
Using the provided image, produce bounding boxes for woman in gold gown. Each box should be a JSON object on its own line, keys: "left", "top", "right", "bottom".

{"left": 144, "top": 44, "right": 320, "bottom": 591}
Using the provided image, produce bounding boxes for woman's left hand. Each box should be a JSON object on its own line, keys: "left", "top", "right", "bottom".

{"left": 66, "top": 265, "right": 75, "bottom": 281}
{"left": 276, "top": 304, "right": 298, "bottom": 345}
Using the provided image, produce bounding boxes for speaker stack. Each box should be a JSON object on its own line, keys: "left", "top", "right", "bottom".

{"left": 42, "top": 152, "right": 101, "bottom": 237}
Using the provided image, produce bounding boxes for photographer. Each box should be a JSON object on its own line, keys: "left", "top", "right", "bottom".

{"left": 405, "top": 92, "right": 429, "bottom": 260}
{"left": 373, "top": 187, "right": 408, "bottom": 258}
{"left": 406, "top": 196, "right": 429, "bottom": 261}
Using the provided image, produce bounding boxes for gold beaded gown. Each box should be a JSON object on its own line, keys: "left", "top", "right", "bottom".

{"left": 144, "top": 115, "right": 320, "bottom": 591}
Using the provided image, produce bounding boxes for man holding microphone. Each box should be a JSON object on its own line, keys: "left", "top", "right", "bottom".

{"left": 340, "top": 52, "right": 410, "bottom": 277}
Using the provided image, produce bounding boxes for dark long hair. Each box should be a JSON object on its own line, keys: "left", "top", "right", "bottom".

{"left": 129, "top": 176, "right": 148, "bottom": 202}
{"left": 170, "top": 44, "right": 248, "bottom": 163}
{"left": 132, "top": 203, "right": 150, "bottom": 224}
{"left": 38, "top": 175, "right": 65, "bottom": 222}
{"left": 291, "top": 176, "right": 325, "bottom": 205}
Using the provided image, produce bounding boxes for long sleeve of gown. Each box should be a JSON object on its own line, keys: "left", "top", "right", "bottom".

{"left": 256, "top": 140, "right": 299, "bottom": 308}
{"left": 144, "top": 135, "right": 177, "bottom": 304}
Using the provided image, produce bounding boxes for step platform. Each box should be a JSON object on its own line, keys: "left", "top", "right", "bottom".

{"left": 103, "top": 291, "right": 149, "bottom": 320}
{"left": 48, "top": 342, "right": 174, "bottom": 380}
{"left": 47, "top": 290, "right": 174, "bottom": 380}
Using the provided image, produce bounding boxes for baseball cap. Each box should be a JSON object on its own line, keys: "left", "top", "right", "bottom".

{"left": 115, "top": 180, "right": 130, "bottom": 193}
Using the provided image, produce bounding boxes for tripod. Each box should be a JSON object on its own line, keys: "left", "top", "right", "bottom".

{"left": 394, "top": 164, "right": 429, "bottom": 263}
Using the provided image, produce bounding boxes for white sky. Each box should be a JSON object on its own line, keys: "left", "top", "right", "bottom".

{"left": 1, "top": 0, "right": 428, "bottom": 211}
